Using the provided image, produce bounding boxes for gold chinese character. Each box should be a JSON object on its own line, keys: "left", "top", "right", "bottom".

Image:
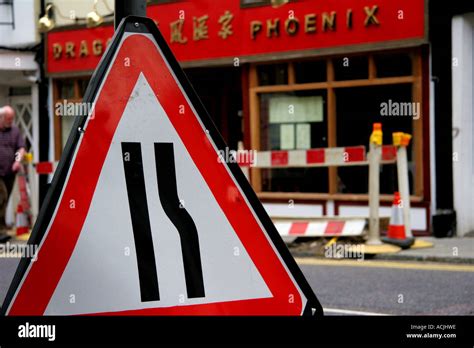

{"left": 193, "top": 15, "right": 209, "bottom": 41}
{"left": 218, "top": 10, "right": 234, "bottom": 39}
{"left": 170, "top": 19, "right": 188, "bottom": 44}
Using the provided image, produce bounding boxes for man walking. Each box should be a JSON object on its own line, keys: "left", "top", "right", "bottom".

{"left": 0, "top": 106, "right": 26, "bottom": 240}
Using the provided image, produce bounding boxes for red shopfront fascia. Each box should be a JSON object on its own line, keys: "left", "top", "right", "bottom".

{"left": 46, "top": 0, "right": 426, "bottom": 75}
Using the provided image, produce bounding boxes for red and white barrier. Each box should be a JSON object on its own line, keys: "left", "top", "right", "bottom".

{"left": 238, "top": 145, "right": 397, "bottom": 169}
{"left": 35, "top": 161, "right": 55, "bottom": 174}
{"left": 15, "top": 204, "right": 29, "bottom": 236}
{"left": 273, "top": 218, "right": 366, "bottom": 237}
{"left": 234, "top": 138, "right": 402, "bottom": 240}
{"left": 255, "top": 146, "right": 366, "bottom": 168}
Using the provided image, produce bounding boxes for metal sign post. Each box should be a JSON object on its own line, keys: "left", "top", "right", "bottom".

{"left": 114, "top": 0, "right": 146, "bottom": 29}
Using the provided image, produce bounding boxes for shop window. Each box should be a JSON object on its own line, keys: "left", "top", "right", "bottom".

{"left": 336, "top": 84, "right": 414, "bottom": 194}
{"left": 60, "top": 115, "right": 74, "bottom": 149}
{"left": 375, "top": 52, "right": 412, "bottom": 77}
{"left": 53, "top": 77, "right": 90, "bottom": 160}
{"left": 257, "top": 64, "right": 287, "bottom": 86}
{"left": 259, "top": 91, "right": 327, "bottom": 150}
{"left": 78, "top": 79, "right": 90, "bottom": 96}
{"left": 334, "top": 55, "right": 368, "bottom": 80}
{"left": 249, "top": 48, "right": 424, "bottom": 200}
{"left": 259, "top": 91, "right": 329, "bottom": 192}
{"left": 294, "top": 60, "right": 327, "bottom": 83}
{"left": 59, "top": 80, "right": 75, "bottom": 100}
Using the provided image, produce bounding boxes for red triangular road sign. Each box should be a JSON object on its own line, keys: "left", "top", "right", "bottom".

{"left": 2, "top": 17, "right": 322, "bottom": 316}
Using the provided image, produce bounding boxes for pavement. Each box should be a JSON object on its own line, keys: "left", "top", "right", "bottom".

{"left": 289, "top": 236, "right": 474, "bottom": 264}
{"left": 372, "top": 237, "right": 474, "bottom": 264}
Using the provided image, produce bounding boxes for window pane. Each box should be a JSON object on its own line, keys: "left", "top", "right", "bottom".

{"left": 334, "top": 55, "right": 368, "bottom": 81}
{"left": 336, "top": 84, "right": 414, "bottom": 194}
{"left": 61, "top": 116, "right": 75, "bottom": 149}
{"left": 9, "top": 87, "right": 30, "bottom": 96}
{"left": 294, "top": 60, "right": 327, "bottom": 83}
{"left": 259, "top": 90, "right": 329, "bottom": 193}
{"left": 262, "top": 167, "right": 328, "bottom": 193}
{"left": 257, "top": 64, "right": 287, "bottom": 86}
{"left": 59, "top": 79, "right": 75, "bottom": 100}
{"left": 78, "top": 79, "right": 90, "bottom": 97}
{"left": 375, "top": 52, "right": 412, "bottom": 77}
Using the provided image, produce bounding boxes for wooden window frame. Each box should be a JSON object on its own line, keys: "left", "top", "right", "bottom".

{"left": 248, "top": 48, "right": 424, "bottom": 202}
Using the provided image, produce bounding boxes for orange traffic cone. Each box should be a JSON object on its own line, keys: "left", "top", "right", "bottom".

{"left": 382, "top": 192, "right": 414, "bottom": 249}
{"left": 15, "top": 204, "right": 29, "bottom": 236}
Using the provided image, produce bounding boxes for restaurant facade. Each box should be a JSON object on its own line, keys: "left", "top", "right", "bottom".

{"left": 42, "top": 0, "right": 474, "bottom": 236}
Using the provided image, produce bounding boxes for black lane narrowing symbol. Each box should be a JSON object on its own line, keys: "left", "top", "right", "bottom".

{"left": 121, "top": 142, "right": 205, "bottom": 302}
{"left": 121, "top": 142, "right": 160, "bottom": 302}
{"left": 154, "top": 143, "right": 205, "bottom": 299}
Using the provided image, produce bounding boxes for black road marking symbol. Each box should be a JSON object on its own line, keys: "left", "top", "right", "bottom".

{"left": 121, "top": 142, "right": 160, "bottom": 302}
{"left": 154, "top": 142, "right": 205, "bottom": 299}
{"left": 122, "top": 142, "right": 205, "bottom": 302}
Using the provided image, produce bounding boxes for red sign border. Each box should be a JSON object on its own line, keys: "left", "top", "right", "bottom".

{"left": 3, "top": 16, "right": 322, "bottom": 316}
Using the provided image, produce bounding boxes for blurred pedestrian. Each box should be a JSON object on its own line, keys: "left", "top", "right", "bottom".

{"left": 0, "top": 106, "right": 26, "bottom": 237}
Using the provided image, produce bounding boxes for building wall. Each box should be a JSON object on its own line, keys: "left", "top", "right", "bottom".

{"left": 452, "top": 13, "right": 474, "bottom": 236}
{"left": 48, "top": 0, "right": 114, "bottom": 27}
{"left": 0, "top": 0, "right": 39, "bottom": 47}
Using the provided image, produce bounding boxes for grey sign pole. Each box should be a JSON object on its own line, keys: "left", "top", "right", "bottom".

{"left": 114, "top": 0, "right": 147, "bottom": 29}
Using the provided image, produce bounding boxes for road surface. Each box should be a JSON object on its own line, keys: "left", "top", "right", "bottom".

{"left": 0, "top": 256, "right": 473, "bottom": 315}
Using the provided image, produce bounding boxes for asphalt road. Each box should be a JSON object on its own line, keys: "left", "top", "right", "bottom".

{"left": 298, "top": 258, "right": 474, "bottom": 315}
{"left": 0, "top": 258, "right": 18, "bottom": 309}
{"left": 0, "top": 257, "right": 473, "bottom": 315}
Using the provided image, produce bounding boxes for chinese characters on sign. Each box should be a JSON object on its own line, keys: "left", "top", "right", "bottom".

{"left": 46, "top": 0, "right": 426, "bottom": 74}
{"left": 50, "top": 5, "right": 382, "bottom": 59}
{"left": 171, "top": 11, "right": 235, "bottom": 43}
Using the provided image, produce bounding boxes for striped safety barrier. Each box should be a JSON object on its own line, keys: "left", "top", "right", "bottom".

{"left": 238, "top": 145, "right": 397, "bottom": 169}
{"left": 35, "top": 161, "right": 55, "bottom": 174}
{"left": 273, "top": 218, "right": 366, "bottom": 237}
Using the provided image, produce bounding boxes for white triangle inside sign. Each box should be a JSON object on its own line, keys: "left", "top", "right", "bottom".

{"left": 45, "top": 74, "right": 271, "bottom": 315}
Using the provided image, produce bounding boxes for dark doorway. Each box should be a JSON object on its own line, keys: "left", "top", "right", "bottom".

{"left": 184, "top": 67, "right": 243, "bottom": 150}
